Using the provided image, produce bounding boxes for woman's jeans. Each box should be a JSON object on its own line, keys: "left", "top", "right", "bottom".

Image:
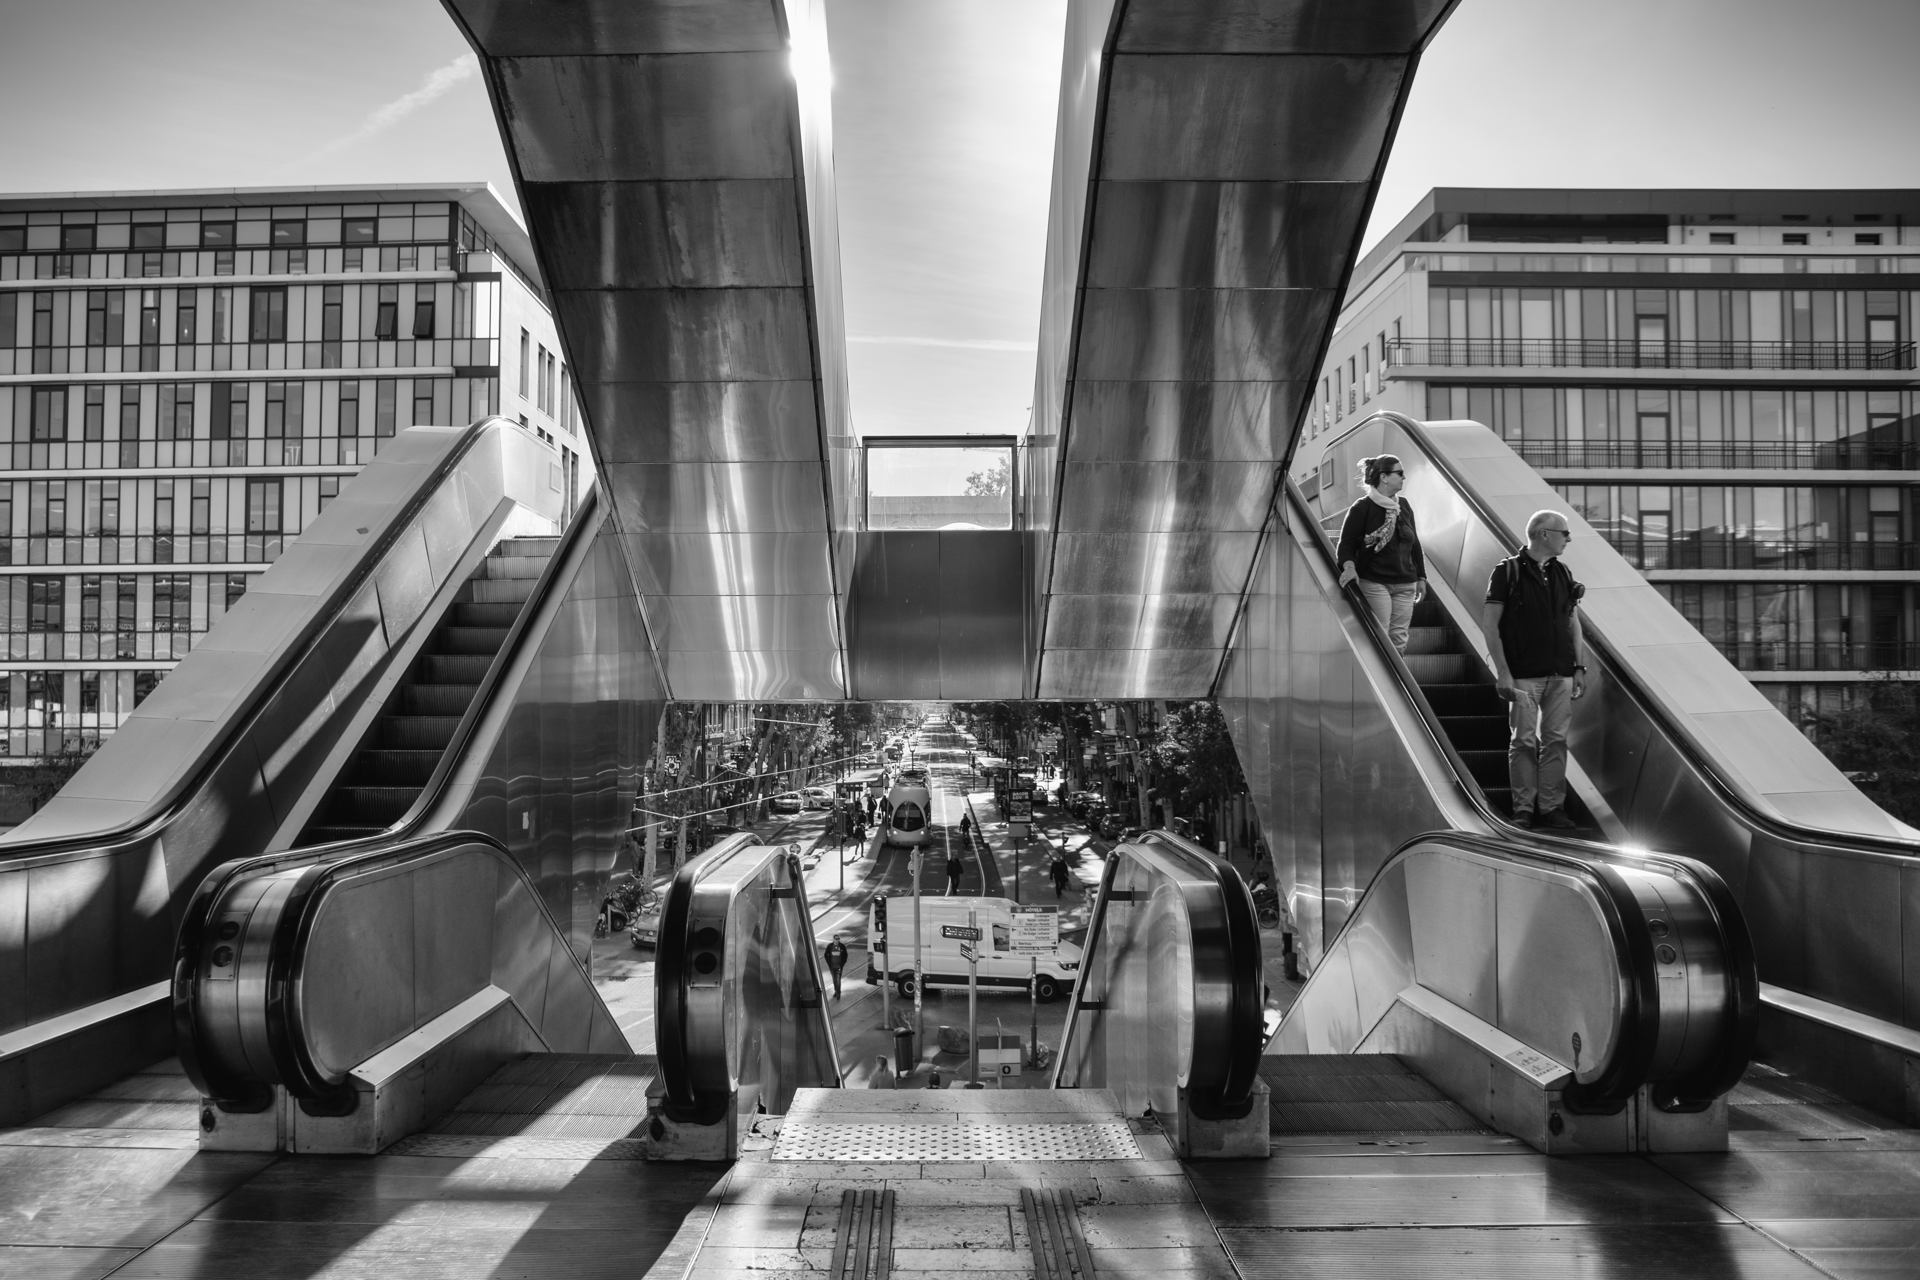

{"left": 1357, "top": 580, "right": 1419, "bottom": 652}
{"left": 1508, "top": 675, "right": 1572, "bottom": 816}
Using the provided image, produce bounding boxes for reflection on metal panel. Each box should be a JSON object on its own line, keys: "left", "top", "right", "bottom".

{"left": 1030, "top": 2, "right": 1454, "bottom": 700}
{"left": 654, "top": 836, "right": 840, "bottom": 1133}
{"left": 1053, "top": 831, "right": 1264, "bottom": 1152}
{"left": 845, "top": 531, "right": 1026, "bottom": 701}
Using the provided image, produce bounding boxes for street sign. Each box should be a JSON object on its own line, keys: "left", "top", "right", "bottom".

{"left": 941, "top": 924, "right": 982, "bottom": 941}
{"left": 958, "top": 943, "right": 976, "bottom": 963}
{"left": 1007, "top": 792, "right": 1033, "bottom": 822}
{"left": 1008, "top": 905, "right": 1059, "bottom": 954}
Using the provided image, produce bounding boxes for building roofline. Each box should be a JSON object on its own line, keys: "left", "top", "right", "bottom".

{"left": 1354, "top": 186, "right": 1920, "bottom": 292}
{"left": 0, "top": 182, "right": 541, "bottom": 288}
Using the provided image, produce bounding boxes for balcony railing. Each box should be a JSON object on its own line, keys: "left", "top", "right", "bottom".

{"left": 1389, "top": 337, "right": 1916, "bottom": 372}
{"left": 1626, "top": 539, "right": 1920, "bottom": 572}
{"left": 1515, "top": 440, "right": 1920, "bottom": 471}
{"left": 1709, "top": 639, "right": 1920, "bottom": 672}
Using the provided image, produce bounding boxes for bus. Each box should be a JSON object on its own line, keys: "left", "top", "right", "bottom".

{"left": 884, "top": 777, "right": 932, "bottom": 847}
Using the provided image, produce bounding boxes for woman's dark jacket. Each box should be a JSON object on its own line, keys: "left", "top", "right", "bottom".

{"left": 1336, "top": 497, "right": 1425, "bottom": 584}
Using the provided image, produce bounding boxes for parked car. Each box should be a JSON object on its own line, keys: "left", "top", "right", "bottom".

{"left": 802, "top": 785, "right": 834, "bottom": 810}
{"left": 769, "top": 792, "right": 803, "bottom": 814}
{"left": 628, "top": 897, "right": 664, "bottom": 948}
{"left": 1097, "top": 813, "right": 1128, "bottom": 840}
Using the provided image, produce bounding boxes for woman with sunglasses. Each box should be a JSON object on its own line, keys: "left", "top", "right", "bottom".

{"left": 1335, "top": 454, "right": 1427, "bottom": 652}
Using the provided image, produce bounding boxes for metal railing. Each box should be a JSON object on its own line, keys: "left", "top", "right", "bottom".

{"left": 1625, "top": 539, "right": 1920, "bottom": 572}
{"left": 1515, "top": 440, "right": 1920, "bottom": 471}
{"left": 1709, "top": 640, "right": 1920, "bottom": 672}
{"left": 1390, "top": 337, "right": 1915, "bottom": 372}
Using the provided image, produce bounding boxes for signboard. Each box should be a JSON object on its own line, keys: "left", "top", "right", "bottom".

{"left": 958, "top": 943, "right": 977, "bottom": 963}
{"left": 978, "top": 1032, "right": 1022, "bottom": 1073}
{"left": 1008, "top": 905, "right": 1059, "bottom": 954}
{"left": 1006, "top": 792, "right": 1033, "bottom": 823}
{"left": 1008, "top": 821, "right": 1029, "bottom": 840}
{"left": 941, "top": 924, "right": 982, "bottom": 941}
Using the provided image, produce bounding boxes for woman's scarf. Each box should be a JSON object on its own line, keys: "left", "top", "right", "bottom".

{"left": 1362, "top": 485, "right": 1400, "bottom": 552}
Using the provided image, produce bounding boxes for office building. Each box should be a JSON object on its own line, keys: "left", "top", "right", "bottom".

{"left": 1305, "top": 188, "right": 1920, "bottom": 727}
{"left": 0, "top": 184, "right": 586, "bottom": 764}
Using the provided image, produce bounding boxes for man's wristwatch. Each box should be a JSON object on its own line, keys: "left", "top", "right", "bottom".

{"left": 1573, "top": 664, "right": 1589, "bottom": 673}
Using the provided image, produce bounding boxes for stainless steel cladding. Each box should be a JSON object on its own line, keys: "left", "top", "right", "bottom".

{"left": 0, "top": 419, "right": 566, "bottom": 1125}
{"left": 653, "top": 836, "right": 841, "bottom": 1132}
{"left": 1052, "top": 830, "right": 1265, "bottom": 1149}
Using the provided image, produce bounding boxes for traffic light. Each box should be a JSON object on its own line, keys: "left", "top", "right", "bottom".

{"left": 871, "top": 894, "right": 888, "bottom": 931}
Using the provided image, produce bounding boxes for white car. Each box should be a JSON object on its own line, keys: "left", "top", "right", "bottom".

{"left": 802, "top": 785, "right": 834, "bottom": 810}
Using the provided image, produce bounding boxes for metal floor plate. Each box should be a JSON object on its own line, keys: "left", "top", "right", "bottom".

{"left": 773, "top": 1119, "right": 1142, "bottom": 1162}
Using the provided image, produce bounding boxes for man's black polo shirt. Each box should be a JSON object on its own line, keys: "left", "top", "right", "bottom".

{"left": 1485, "top": 552, "right": 1583, "bottom": 678}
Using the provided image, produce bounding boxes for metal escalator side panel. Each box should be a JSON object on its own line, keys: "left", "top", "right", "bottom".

{"left": 653, "top": 837, "right": 841, "bottom": 1126}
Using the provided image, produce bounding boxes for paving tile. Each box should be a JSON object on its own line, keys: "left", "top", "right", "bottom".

{"left": 1077, "top": 1201, "right": 1220, "bottom": 1249}
{"left": 890, "top": 1249, "right": 1028, "bottom": 1272}
{"left": 1088, "top": 1246, "right": 1240, "bottom": 1278}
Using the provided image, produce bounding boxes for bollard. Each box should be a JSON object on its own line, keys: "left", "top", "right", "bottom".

{"left": 892, "top": 1026, "right": 915, "bottom": 1078}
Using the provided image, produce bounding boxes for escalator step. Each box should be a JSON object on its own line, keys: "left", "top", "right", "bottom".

{"left": 449, "top": 601, "right": 521, "bottom": 629}
{"left": 1424, "top": 683, "right": 1498, "bottom": 716}
{"left": 434, "top": 625, "right": 511, "bottom": 655}
{"left": 1402, "top": 625, "right": 1453, "bottom": 656}
{"left": 1442, "top": 715, "right": 1510, "bottom": 750}
{"left": 1456, "top": 749, "right": 1510, "bottom": 786}
{"left": 1403, "top": 653, "right": 1469, "bottom": 683}
{"left": 423, "top": 654, "right": 492, "bottom": 684}
{"left": 380, "top": 716, "right": 463, "bottom": 750}
{"left": 470, "top": 578, "right": 537, "bottom": 604}
{"left": 495, "top": 537, "right": 561, "bottom": 558}
{"left": 302, "top": 825, "right": 385, "bottom": 845}
{"left": 322, "top": 786, "right": 416, "bottom": 824}
{"left": 351, "top": 749, "right": 442, "bottom": 786}
{"left": 482, "top": 555, "right": 551, "bottom": 581}
{"left": 399, "top": 684, "right": 480, "bottom": 716}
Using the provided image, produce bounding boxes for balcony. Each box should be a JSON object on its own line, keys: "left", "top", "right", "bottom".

{"left": 1516, "top": 440, "right": 1920, "bottom": 471}
{"left": 1710, "top": 639, "right": 1920, "bottom": 672}
{"left": 1388, "top": 337, "right": 1915, "bottom": 372}
{"left": 1627, "top": 539, "right": 1920, "bottom": 573}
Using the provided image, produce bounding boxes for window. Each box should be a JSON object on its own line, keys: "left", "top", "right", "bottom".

{"left": 270, "top": 219, "right": 305, "bottom": 246}
{"left": 79, "top": 671, "right": 99, "bottom": 716}
{"left": 131, "top": 223, "right": 165, "bottom": 250}
{"left": 159, "top": 383, "right": 195, "bottom": 440}
{"left": 411, "top": 296, "right": 435, "bottom": 339}
{"left": 246, "top": 479, "right": 281, "bottom": 533}
{"left": 154, "top": 576, "right": 190, "bottom": 632}
{"left": 30, "top": 387, "right": 66, "bottom": 442}
{"left": 1855, "top": 233, "right": 1883, "bottom": 246}
{"left": 1709, "top": 232, "right": 1735, "bottom": 245}
{"left": 225, "top": 574, "right": 249, "bottom": 608}
{"left": 80, "top": 577, "right": 101, "bottom": 633}
{"left": 84, "top": 386, "right": 105, "bottom": 441}
{"left": 321, "top": 285, "right": 343, "bottom": 342}
{"left": 60, "top": 225, "right": 95, "bottom": 252}
{"left": 212, "top": 287, "right": 231, "bottom": 342}
{"left": 200, "top": 222, "right": 235, "bottom": 247}
{"left": 343, "top": 216, "right": 377, "bottom": 245}
{"left": 175, "top": 291, "right": 197, "bottom": 344}
{"left": 249, "top": 287, "right": 287, "bottom": 341}
{"left": 519, "top": 329, "right": 531, "bottom": 399}
{"left": 1782, "top": 233, "right": 1809, "bottom": 246}
{"left": 28, "top": 577, "right": 63, "bottom": 632}
{"left": 139, "top": 289, "right": 161, "bottom": 346}
{"left": 374, "top": 284, "right": 399, "bottom": 339}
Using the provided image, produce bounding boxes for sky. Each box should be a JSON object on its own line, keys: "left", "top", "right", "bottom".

{"left": 1, "top": 0, "right": 1917, "bottom": 443}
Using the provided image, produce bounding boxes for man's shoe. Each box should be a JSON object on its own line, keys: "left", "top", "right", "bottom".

{"left": 1537, "top": 809, "right": 1578, "bottom": 830}
{"left": 1510, "top": 809, "right": 1534, "bottom": 829}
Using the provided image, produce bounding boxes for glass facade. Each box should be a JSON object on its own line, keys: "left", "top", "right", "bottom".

{"left": 0, "top": 189, "right": 580, "bottom": 761}
{"left": 1316, "top": 191, "right": 1920, "bottom": 737}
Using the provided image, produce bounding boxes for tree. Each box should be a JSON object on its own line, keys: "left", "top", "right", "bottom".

{"left": 964, "top": 456, "right": 1009, "bottom": 498}
{"left": 1812, "top": 680, "right": 1920, "bottom": 824}
{"left": 1150, "top": 701, "right": 1248, "bottom": 832}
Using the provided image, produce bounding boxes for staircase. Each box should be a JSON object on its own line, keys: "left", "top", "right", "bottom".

{"left": 298, "top": 537, "right": 557, "bottom": 845}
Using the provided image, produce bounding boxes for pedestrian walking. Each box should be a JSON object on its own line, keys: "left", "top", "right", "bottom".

{"left": 1336, "top": 454, "right": 1427, "bottom": 652}
{"left": 867, "top": 1054, "right": 896, "bottom": 1088}
{"left": 1483, "top": 509, "right": 1589, "bottom": 831}
{"left": 945, "top": 849, "right": 965, "bottom": 895}
{"left": 823, "top": 933, "right": 849, "bottom": 998}
{"left": 1049, "top": 845, "right": 1070, "bottom": 899}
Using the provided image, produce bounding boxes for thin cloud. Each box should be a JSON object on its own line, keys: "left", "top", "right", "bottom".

{"left": 848, "top": 334, "right": 1036, "bottom": 352}
{"left": 307, "top": 53, "right": 480, "bottom": 161}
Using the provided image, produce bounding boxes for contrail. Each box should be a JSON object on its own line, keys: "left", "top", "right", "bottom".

{"left": 307, "top": 53, "right": 480, "bottom": 160}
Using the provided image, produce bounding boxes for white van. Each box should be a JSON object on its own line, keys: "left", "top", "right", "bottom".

{"left": 865, "top": 895, "right": 1080, "bottom": 1001}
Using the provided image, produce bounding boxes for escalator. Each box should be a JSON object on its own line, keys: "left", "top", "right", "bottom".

{"left": 1277, "top": 409, "right": 1920, "bottom": 1121}
{"left": 0, "top": 417, "right": 654, "bottom": 1127}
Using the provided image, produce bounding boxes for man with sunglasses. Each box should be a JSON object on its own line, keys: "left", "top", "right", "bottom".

{"left": 1483, "top": 511, "right": 1589, "bottom": 831}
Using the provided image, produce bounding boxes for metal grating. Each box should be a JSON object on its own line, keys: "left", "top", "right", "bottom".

{"left": 774, "top": 1120, "right": 1141, "bottom": 1163}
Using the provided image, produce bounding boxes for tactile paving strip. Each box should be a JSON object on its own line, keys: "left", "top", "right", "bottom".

{"left": 773, "top": 1120, "right": 1141, "bottom": 1162}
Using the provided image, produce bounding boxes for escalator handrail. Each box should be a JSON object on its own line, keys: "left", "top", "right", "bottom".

{"left": 1050, "top": 832, "right": 1266, "bottom": 1118}
{"left": 175, "top": 477, "right": 602, "bottom": 1102}
{"left": 1356, "top": 408, "right": 1920, "bottom": 866}
{"left": 1290, "top": 464, "right": 1756, "bottom": 1106}
{"left": 3, "top": 415, "right": 544, "bottom": 866}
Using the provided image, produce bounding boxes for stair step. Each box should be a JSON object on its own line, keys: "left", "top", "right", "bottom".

{"left": 469, "top": 578, "right": 537, "bottom": 604}
{"left": 495, "top": 537, "right": 561, "bottom": 558}
{"left": 320, "top": 786, "right": 416, "bottom": 825}
{"left": 1401, "top": 625, "right": 1455, "bottom": 656}
{"left": 1424, "top": 683, "right": 1499, "bottom": 717}
{"left": 434, "top": 625, "right": 510, "bottom": 656}
{"left": 1441, "top": 714, "right": 1510, "bottom": 750}
{"left": 481, "top": 555, "right": 551, "bottom": 581}
{"left": 1456, "top": 749, "right": 1510, "bottom": 786}
{"left": 379, "top": 716, "right": 463, "bottom": 750}
{"left": 1404, "top": 653, "right": 1469, "bottom": 683}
